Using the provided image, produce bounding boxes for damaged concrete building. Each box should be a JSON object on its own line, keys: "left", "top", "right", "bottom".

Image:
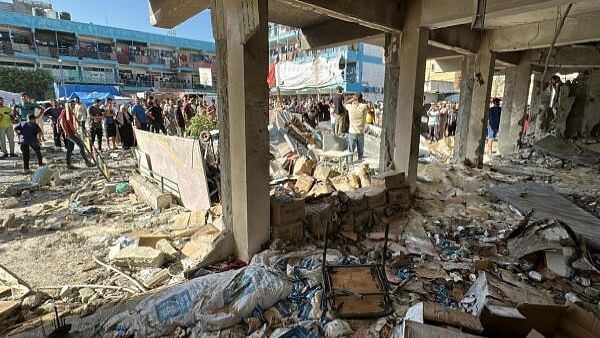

{"left": 147, "top": 0, "right": 600, "bottom": 263}
{"left": 1, "top": 0, "right": 600, "bottom": 337}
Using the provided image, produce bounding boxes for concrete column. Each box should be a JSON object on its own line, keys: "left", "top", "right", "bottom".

{"left": 211, "top": 0, "right": 270, "bottom": 262}
{"left": 379, "top": 33, "right": 401, "bottom": 172}
{"left": 392, "top": 1, "right": 429, "bottom": 191}
{"left": 527, "top": 72, "right": 542, "bottom": 137}
{"left": 498, "top": 53, "right": 531, "bottom": 155}
{"left": 465, "top": 32, "right": 495, "bottom": 167}
{"left": 498, "top": 67, "right": 517, "bottom": 155}
{"left": 453, "top": 55, "right": 475, "bottom": 163}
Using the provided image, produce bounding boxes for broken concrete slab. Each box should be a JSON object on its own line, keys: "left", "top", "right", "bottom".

{"left": 181, "top": 225, "right": 222, "bottom": 260}
{"left": 402, "top": 212, "right": 439, "bottom": 259}
{"left": 129, "top": 174, "right": 173, "bottom": 210}
{"left": 155, "top": 239, "right": 178, "bottom": 260}
{"left": 134, "top": 130, "right": 210, "bottom": 211}
{"left": 507, "top": 221, "right": 575, "bottom": 259}
{"left": 0, "top": 300, "right": 21, "bottom": 324}
{"left": 113, "top": 246, "right": 165, "bottom": 268}
{"left": 533, "top": 135, "right": 600, "bottom": 166}
{"left": 489, "top": 182, "right": 600, "bottom": 250}
{"left": 460, "top": 272, "right": 553, "bottom": 316}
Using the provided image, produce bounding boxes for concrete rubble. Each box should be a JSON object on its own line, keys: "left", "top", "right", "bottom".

{"left": 1, "top": 125, "right": 600, "bottom": 338}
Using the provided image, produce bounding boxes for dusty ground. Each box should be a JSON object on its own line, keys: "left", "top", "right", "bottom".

{"left": 0, "top": 125, "right": 180, "bottom": 290}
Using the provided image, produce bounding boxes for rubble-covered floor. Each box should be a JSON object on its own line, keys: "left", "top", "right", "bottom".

{"left": 1, "top": 132, "right": 600, "bottom": 337}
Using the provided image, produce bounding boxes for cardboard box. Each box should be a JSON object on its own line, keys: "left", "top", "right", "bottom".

{"left": 353, "top": 209, "right": 371, "bottom": 229}
{"left": 365, "top": 187, "right": 387, "bottom": 208}
{"left": 480, "top": 303, "right": 600, "bottom": 338}
{"left": 388, "top": 187, "right": 410, "bottom": 209}
{"left": 306, "top": 203, "right": 333, "bottom": 236}
{"left": 271, "top": 221, "right": 303, "bottom": 241}
{"left": 271, "top": 197, "right": 305, "bottom": 225}
{"left": 294, "top": 175, "right": 315, "bottom": 194}
{"left": 371, "top": 171, "right": 406, "bottom": 190}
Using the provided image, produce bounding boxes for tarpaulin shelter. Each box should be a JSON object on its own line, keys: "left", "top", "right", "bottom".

{"left": 54, "top": 83, "right": 120, "bottom": 99}
{"left": 0, "top": 90, "right": 21, "bottom": 104}
{"left": 60, "top": 92, "right": 131, "bottom": 107}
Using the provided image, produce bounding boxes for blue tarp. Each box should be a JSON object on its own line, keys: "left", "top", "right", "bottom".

{"left": 54, "top": 83, "right": 120, "bottom": 99}
{"left": 65, "top": 92, "right": 113, "bottom": 106}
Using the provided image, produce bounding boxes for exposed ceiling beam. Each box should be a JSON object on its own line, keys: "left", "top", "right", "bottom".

{"left": 299, "top": 19, "right": 382, "bottom": 50}
{"left": 491, "top": 10, "right": 600, "bottom": 52}
{"left": 421, "top": 0, "right": 583, "bottom": 29}
{"left": 429, "top": 25, "right": 521, "bottom": 66}
{"left": 276, "top": 0, "right": 404, "bottom": 32}
{"left": 530, "top": 46, "right": 600, "bottom": 68}
{"left": 149, "top": 0, "right": 210, "bottom": 28}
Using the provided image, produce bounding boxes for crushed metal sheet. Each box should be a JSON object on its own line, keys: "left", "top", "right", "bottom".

{"left": 489, "top": 182, "right": 600, "bottom": 250}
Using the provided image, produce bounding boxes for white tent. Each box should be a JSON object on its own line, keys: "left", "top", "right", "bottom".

{"left": 0, "top": 90, "right": 21, "bottom": 104}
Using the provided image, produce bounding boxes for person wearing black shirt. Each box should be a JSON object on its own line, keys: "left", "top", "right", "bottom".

{"left": 42, "top": 100, "right": 63, "bottom": 147}
{"left": 14, "top": 114, "right": 43, "bottom": 174}
{"left": 148, "top": 100, "right": 167, "bottom": 134}
{"left": 88, "top": 99, "right": 104, "bottom": 151}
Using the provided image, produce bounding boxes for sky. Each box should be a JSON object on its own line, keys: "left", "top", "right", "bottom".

{"left": 48, "top": 0, "right": 214, "bottom": 41}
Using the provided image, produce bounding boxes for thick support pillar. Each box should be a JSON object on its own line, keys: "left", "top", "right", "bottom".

{"left": 453, "top": 55, "right": 475, "bottom": 163}
{"left": 498, "top": 54, "right": 531, "bottom": 155}
{"left": 380, "top": 33, "right": 401, "bottom": 172}
{"left": 211, "top": 0, "right": 270, "bottom": 262}
{"left": 392, "top": 5, "right": 429, "bottom": 191}
{"left": 465, "top": 32, "right": 495, "bottom": 167}
{"left": 498, "top": 67, "right": 517, "bottom": 155}
{"left": 527, "top": 72, "right": 542, "bottom": 137}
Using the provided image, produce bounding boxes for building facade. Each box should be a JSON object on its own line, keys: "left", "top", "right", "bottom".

{"left": 268, "top": 24, "right": 385, "bottom": 102}
{"left": 0, "top": 0, "right": 216, "bottom": 96}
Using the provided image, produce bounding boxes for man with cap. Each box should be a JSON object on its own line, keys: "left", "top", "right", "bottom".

{"left": 0, "top": 96, "right": 16, "bottom": 158}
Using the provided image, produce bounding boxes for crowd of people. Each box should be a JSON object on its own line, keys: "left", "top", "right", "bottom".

{"left": 270, "top": 87, "right": 382, "bottom": 163}
{"left": 425, "top": 101, "right": 459, "bottom": 142}
{"left": 0, "top": 92, "right": 217, "bottom": 173}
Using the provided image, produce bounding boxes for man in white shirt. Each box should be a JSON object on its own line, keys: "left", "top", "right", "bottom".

{"left": 74, "top": 97, "right": 88, "bottom": 133}
{"left": 344, "top": 93, "right": 368, "bottom": 163}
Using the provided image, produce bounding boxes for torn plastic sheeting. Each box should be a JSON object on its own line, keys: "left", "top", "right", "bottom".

{"left": 101, "top": 265, "right": 293, "bottom": 337}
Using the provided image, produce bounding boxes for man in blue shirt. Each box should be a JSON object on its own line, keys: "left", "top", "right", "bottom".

{"left": 131, "top": 98, "right": 149, "bottom": 131}
{"left": 14, "top": 114, "right": 43, "bottom": 174}
{"left": 487, "top": 97, "right": 502, "bottom": 155}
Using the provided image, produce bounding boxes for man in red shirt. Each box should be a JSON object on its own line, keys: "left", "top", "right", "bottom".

{"left": 59, "top": 99, "right": 93, "bottom": 169}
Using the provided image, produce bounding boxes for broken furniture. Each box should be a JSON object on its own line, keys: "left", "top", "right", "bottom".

{"left": 311, "top": 148, "right": 353, "bottom": 173}
{"left": 321, "top": 220, "right": 392, "bottom": 318}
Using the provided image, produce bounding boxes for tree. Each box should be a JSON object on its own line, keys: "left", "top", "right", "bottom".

{"left": 0, "top": 67, "right": 53, "bottom": 100}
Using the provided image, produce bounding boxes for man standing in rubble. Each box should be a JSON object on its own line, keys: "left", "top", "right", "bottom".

{"left": 74, "top": 96, "right": 88, "bottom": 134}
{"left": 59, "top": 99, "right": 93, "bottom": 169}
{"left": 487, "top": 98, "right": 502, "bottom": 155}
{"left": 332, "top": 86, "right": 349, "bottom": 134}
{"left": 0, "top": 97, "right": 16, "bottom": 158}
{"left": 345, "top": 93, "right": 368, "bottom": 163}
{"left": 42, "top": 100, "right": 63, "bottom": 148}
{"left": 132, "top": 97, "right": 149, "bottom": 131}
{"left": 88, "top": 99, "right": 105, "bottom": 151}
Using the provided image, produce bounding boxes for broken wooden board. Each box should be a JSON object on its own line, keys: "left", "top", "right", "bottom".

{"left": 489, "top": 182, "right": 600, "bottom": 250}
{"left": 328, "top": 266, "right": 389, "bottom": 318}
{"left": 532, "top": 135, "right": 600, "bottom": 166}
{"left": 398, "top": 320, "right": 484, "bottom": 338}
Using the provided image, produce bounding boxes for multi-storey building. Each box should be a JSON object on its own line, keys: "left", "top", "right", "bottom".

{"left": 268, "top": 24, "right": 385, "bottom": 102}
{"left": 0, "top": 0, "right": 216, "bottom": 97}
